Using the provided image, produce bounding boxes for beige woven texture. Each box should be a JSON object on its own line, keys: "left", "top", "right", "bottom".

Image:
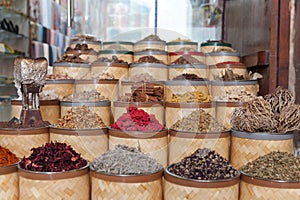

{"left": 128, "top": 66, "right": 168, "bottom": 81}
{"left": 164, "top": 180, "right": 239, "bottom": 200}
{"left": 53, "top": 66, "right": 90, "bottom": 79}
{"left": 169, "top": 135, "right": 230, "bottom": 164}
{"left": 91, "top": 176, "right": 163, "bottom": 200}
{"left": 240, "top": 180, "right": 300, "bottom": 200}
{"left": 0, "top": 133, "right": 49, "bottom": 158}
{"left": 43, "top": 83, "right": 75, "bottom": 100}
{"left": 168, "top": 67, "right": 208, "bottom": 80}
{"left": 91, "top": 65, "right": 128, "bottom": 80}
{"left": 0, "top": 172, "right": 18, "bottom": 200}
{"left": 230, "top": 136, "right": 293, "bottom": 169}
{"left": 109, "top": 135, "right": 168, "bottom": 167}
{"left": 19, "top": 173, "right": 90, "bottom": 200}
{"left": 216, "top": 105, "right": 238, "bottom": 130}
{"left": 205, "top": 55, "right": 240, "bottom": 66}
{"left": 50, "top": 133, "right": 108, "bottom": 162}
{"left": 211, "top": 84, "right": 258, "bottom": 98}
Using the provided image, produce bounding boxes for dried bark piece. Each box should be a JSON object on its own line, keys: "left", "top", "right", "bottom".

{"left": 277, "top": 105, "right": 300, "bottom": 133}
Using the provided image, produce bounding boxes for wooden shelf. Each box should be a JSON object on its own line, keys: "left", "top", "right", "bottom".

{"left": 241, "top": 50, "right": 270, "bottom": 68}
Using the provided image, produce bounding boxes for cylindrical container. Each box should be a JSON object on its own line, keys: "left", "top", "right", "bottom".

{"left": 209, "top": 61, "right": 248, "bottom": 80}
{"left": 70, "top": 40, "right": 102, "bottom": 52}
{"left": 60, "top": 101, "right": 112, "bottom": 126}
{"left": 168, "top": 51, "right": 205, "bottom": 65}
{"left": 11, "top": 99, "right": 60, "bottom": 124}
{"left": 133, "top": 50, "right": 168, "bottom": 64}
{"left": 165, "top": 80, "right": 210, "bottom": 102}
{"left": 44, "top": 79, "right": 75, "bottom": 100}
{"left": 98, "top": 50, "right": 133, "bottom": 64}
{"left": 129, "top": 63, "right": 168, "bottom": 81}
{"left": 168, "top": 64, "right": 209, "bottom": 80}
{"left": 205, "top": 52, "right": 240, "bottom": 66}
{"left": 64, "top": 49, "right": 98, "bottom": 63}
{"left": 167, "top": 41, "right": 198, "bottom": 52}
{"left": 240, "top": 173, "right": 300, "bottom": 200}
{"left": 102, "top": 41, "right": 134, "bottom": 51}
{"left": 91, "top": 169, "right": 163, "bottom": 200}
{"left": 108, "top": 129, "right": 168, "bottom": 167}
{"left": 0, "top": 163, "right": 18, "bottom": 200}
{"left": 113, "top": 101, "right": 165, "bottom": 125}
{"left": 216, "top": 102, "right": 248, "bottom": 130}
{"left": 91, "top": 61, "right": 129, "bottom": 80}
{"left": 49, "top": 127, "right": 108, "bottom": 162}
{"left": 168, "top": 129, "right": 230, "bottom": 164}
{"left": 165, "top": 102, "right": 215, "bottom": 129}
{"left": 75, "top": 79, "right": 119, "bottom": 101}
{"left": 53, "top": 62, "right": 90, "bottom": 79}
{"left": 164, "top": 167, "right": 240, "bottom": 200}
{"left": 18, "top": 163, "right": 90, "bottom": 200}
{"left": 134, "top": 40, "right": 166, "bottom": 52}
{"left": 0, "top": 127, "right": 49, "bottom": 158}
{"left": 211, "top": 80, "right": 259, "bottom": 101}
{"left": 230, "top": 129, "right": 294, "bottom": 169}
{"left": 0, "top": 96, "right": 11, "bottom": 122}
{"left": 200, "top": 41, "right": 233, "bottom": 53}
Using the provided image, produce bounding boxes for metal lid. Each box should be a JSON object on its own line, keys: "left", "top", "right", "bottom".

{"left": 201, "top": 41, "right": 232, "bottom": 47}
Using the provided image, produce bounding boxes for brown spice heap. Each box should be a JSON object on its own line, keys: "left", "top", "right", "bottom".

{"left": 94, "top": 55, "right": 128, "bottom": 64}
{"left": 62, "top": 89, "right": 107, "bottom": 102}
{"left": 173, "top": 73, "right": 206, "bottom": 81}
{"left": 171, "top": 55, "right": 203, "bottom": 64}
{"left": 170, "top": 91, "right": 211, "bottom": 103}
{"left": 171, "top": 109, "right": 225, "bottom": 132}
{"left": 0, "top": 146, "right": 18, "bottom": 167}
{"left": 241, "top": 151, "right": 300, "bottom": 181}
{"left": 137, "top": 55, "right": 163, "bottom": 64}
{"left": 56, "top": 106, "right": 105, "bottom": 129}
{"left": 0, "top": 117, "right": 50, "bottom": 129}
{"left": 46, "top": 73, "right": 73, "bottom": 80}
{"left": 55, "top": 54, "right": 89, "bottom": 64}
{"left": 141, "top": 34, "right": 163, "bottom": 41}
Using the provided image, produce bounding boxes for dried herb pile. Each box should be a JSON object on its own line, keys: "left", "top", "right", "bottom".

{"left": 168, "top": 148, "right": 238, "bottom": 180}
{"left": 231, "top": 87, "right": 300, "bottom": 133}
{"left": 111, "top": 106, "right": 164, "bottom": 131}
{"left": 91, "top": 145, "right": 162, "bottom": 175}
{"left": 19, "top": 142, "right": 87, "bottom": 172}
{"left": 241, "top": 151, "right": 300, "bottom": 181}
{"left": 62, "top": 89, "right": 107, "bottom": 102}
{"left": 171, "top": 109, "right": 224, "bottom": 132}
{"left": 173, "top": 73, "right": 206, "bottom": 81}
{"left": 170, "top": 91, "right": 211, "bottom": 103}
{"left": 0, "top": 146, "right": 18, "bottom": 167}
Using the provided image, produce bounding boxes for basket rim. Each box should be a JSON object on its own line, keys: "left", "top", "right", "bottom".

{"left": 168, "top": 51, "right": 204, "bottom": 56}
{"left": 165, "top": 102, "right": 214, "bottom": 108}
{"left": 210, "top": 80, "right": 258, "bottom": 86}
{"left": 168, "top": 129, "right": 230, "bottom": 138}
{"left": 75, "top": 79, "right": 119, "bottom": 84}
{"left": 168, "top": 63, "right": 208, "bottom": 69}
{"left": 0, "top": 127, "right": 49, "bottom": 134}
{"left": 45, "top": 79, "right": 75, "bottom": 84}
{"left": 0, "top": 161, "right": 19, "bottom": 175}
{"left": 216, "top": 101, "right": 248, "bottom": 107}
{"left": 91, "top": 61, "right": 129, "bottom": 67}
{"left": 108, "top": 128, "right": 167, "bottom": 139}
{"left": 49, "top": 126, "right": 108, "bottom": 135}
{"left": 60, "top": 100, "right": 111, "bottom": 107}
{"left": 11, "top": 99, "right": 60, "bottom": 105}
{"left": 230, "top": 129, "right": 294, "bottom": 140}
{"left": 113, "top": 101, "right": 163, "bottom": 107}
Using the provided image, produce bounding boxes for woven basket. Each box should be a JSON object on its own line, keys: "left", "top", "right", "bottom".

{"left": 91, "top": 169, "right": 163, "bottom": 200}
{"left": 129, "top": 63, "right": 168, "bottom": 81}
{"left": 209, "top": 62, "right": 247, "bottom": 80}
{"left": 109, "top": 129, "right": 168, "bottom": 167}
{"left": 113, "top": 101, "right": 165, "bottom": 125}
{"left": 164, "top": 168, "right": 240, "bottom": 200}
{"left": 44, "top": 79, "right": 75, "bottom": 100}
{"left": 168, "top": 129, "right": 230, "bottom": 164}
{"left": 240, "top": 173, "right": 300, "bottom": 200}
{"left": 200, "top": 41, "right": 232, "bottom": 53}
{"left": 102, "top": 41, "right": 134, "bottom": 51}
{"left": 120, "top": 80, "right": 165, "bottom": 98}
{"left": 205, "top": 52, "right": 240, "bottom": 66}
{"left": 18, "top": 163, "right": 90, "bottom": 200}
{"left": 53, "top": 62, "right": 90, "bottom": 79}
{"left": 168, "top": 64, "right": 208, "bottom": 80}
{"left": 11, "top": 99, "right": 60, "bottom": 124}
{"left": 0, "top": 127, "right": 49, "bottom": 158}
{"left": 49, "top": 127, "right": 108, "bottom": 162}
{"left": 99, "top": 50, "right": 133, "bottom": 64}
{"left": 70, "top": 40, "right": 102, "bottom": 52}
{"left": 230, "top": 129, "right": 294, "bottom": 169}
{"left": 0, "top": 163, "right": 18, "bottom": 200}
{"left": 134, "top": 40, "right": 166, "bottom": 52}
{"left": 167, "top": 42, "right": 198, "bottom": 53}
{"left": 165, "top": 102, "right": 215, "bottom": 129}
{"left": 91, "top": 62, "right": 129, "bottom": 80}
{"left": 60, "top": 100, "right": 112, "bottom": 126}
{"left": 75, "top": 79, "right": 119, "bottom": 101}
{"left": 216, "top": 102, "right": 248, "bottom": 130}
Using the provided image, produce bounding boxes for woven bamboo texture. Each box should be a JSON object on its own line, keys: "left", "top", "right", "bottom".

{"left": 19, "top": 173, "right": 90, "bottom": 200}
{"left": 168, "top": 67, "right": 209, "bottom": 80}
{"left": 216, "top": 105, "right": 238, "bottom": 130}
{"left": 129, "top": 66, "right": 168, "bottom": 81}
{"left": 240, "top": 180, "right": 300, "bottom": 200}
{"left": 50, "top": 132, "right": 108, "bottom": 162}
{"left": 230, "top": 136, "right": 293, "bottom": 169}
{"left": 164, "top": 179, "right": 239, "bottom": 200}
{"left": 61, "top": 105, "right": 112, "bottom": 126}
{"left": 109, "top": 135, "right": 168, "bottom": 167}
{"left": 0, "top": 171, "right": 18, "bottom": 200}
{"left": 53, "top": 66, "right": 90, "bottom": 79}
{"left": 169, "top": 135, "right": 229, "bottom": 164}
{"left": 165, "top": 106, "right": 215, "bottom": 129}
{"left": 91, "top": 65, "right": 128, "bottom": 80}
{"left": 0, "top": 133, "right": 49, "bottom": 158}
{"left": 91, "top": 176, "right": 163, "bottom": 200}
{"left": 43, "top": 83, "right": 74, "bottom": 100}
{"left": 211, "top": 84, "right": 259, "bottom": 99}
{"left": 209, "top": 68, "right": 247, "bottom": 80}
{"left": 165, "top": 85, "right": 210, "bottom": 102}
{"left": 79, "top": 54, "right": 97, "bottom": 63}
{"left": 205, "top": 55, "right": 240, "bottom": 66}
{"left": 113, "top": 104, "right": 165, "bottom": 125}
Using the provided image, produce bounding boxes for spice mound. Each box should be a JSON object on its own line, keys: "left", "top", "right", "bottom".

{"left": 173, "top": 73, "right": 206, "bottom": 81}
{"left": 56, "top": 105, "right": 105, "bottom": 129}
{"left": 171, "top": 55, "right": 203, "bottom": 64}
{"left": 0, "top": 117, "right": 50, "bottom": 129}
{"left": 136, "top": 55, "right": 164, "bottom": 64}
{"left": 140, "top": 34, "right": 164, "bottom": 42}
{"left": 46, "top": 73, "right": 73, "bottom": 80}
{"left": 171, "top": 91, "right": 211, "bottom": 103}
{"left": 171, "top": 109, "right": 224, "bottom": 132}
{"left": 78, "top": 72, "right": 115, "bottom": 80}
{"left": 111, "top": 106, "right": 164, "bottom": 131}
{"left": 19, "top": 142, "right": 87, "bottom": 172}
{"left": 0, "top": 146, "right": 18, "bottom": 167}
{"left": 241, "top": 151, "right": 300, "bottom": 181}
{"left": 62, "top": 90, "right": 107, "bottom": 102}
{"left": 55, "top": 54, "right": 89, "bottom": 64}
{"left": 168, "top": 148, "right": 238, "bottom": 180}
{"left": 94, "top": 55, "right": 128, "bottom": 64}
{"left": 91, "top": 145, "right": 162, "bottom": 175}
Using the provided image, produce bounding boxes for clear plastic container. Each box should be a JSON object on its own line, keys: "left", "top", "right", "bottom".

{"left": 0, "top": 96, "right": 11, "bottom": 121}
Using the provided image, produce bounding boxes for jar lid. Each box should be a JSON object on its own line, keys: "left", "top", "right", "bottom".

{"left": 134, "top": 50, "right": 168, "bottom": 56}
{"left": 130, "top": 63, "right": 168, "bottom": 68}
{"left": 103, "top": 41, "right": 134, "bottom": 45}
{"left": 53, "top": 62, "right": 90, "bottom": 68}
{"left": 201, "top": 40, "right": 232, "bottom": 47}
{"left": 99, "top": 50, "right": 133, "bottom": 55}
{"left": 169, "top": 51, "right": 204, "bottom": 56}
{"left": 167, "top": 41, "right": 198, "bottom": 45}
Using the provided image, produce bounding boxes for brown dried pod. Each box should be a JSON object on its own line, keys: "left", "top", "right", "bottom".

{"left": 277, "top": 104, "right": 300, "bottom": 133}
